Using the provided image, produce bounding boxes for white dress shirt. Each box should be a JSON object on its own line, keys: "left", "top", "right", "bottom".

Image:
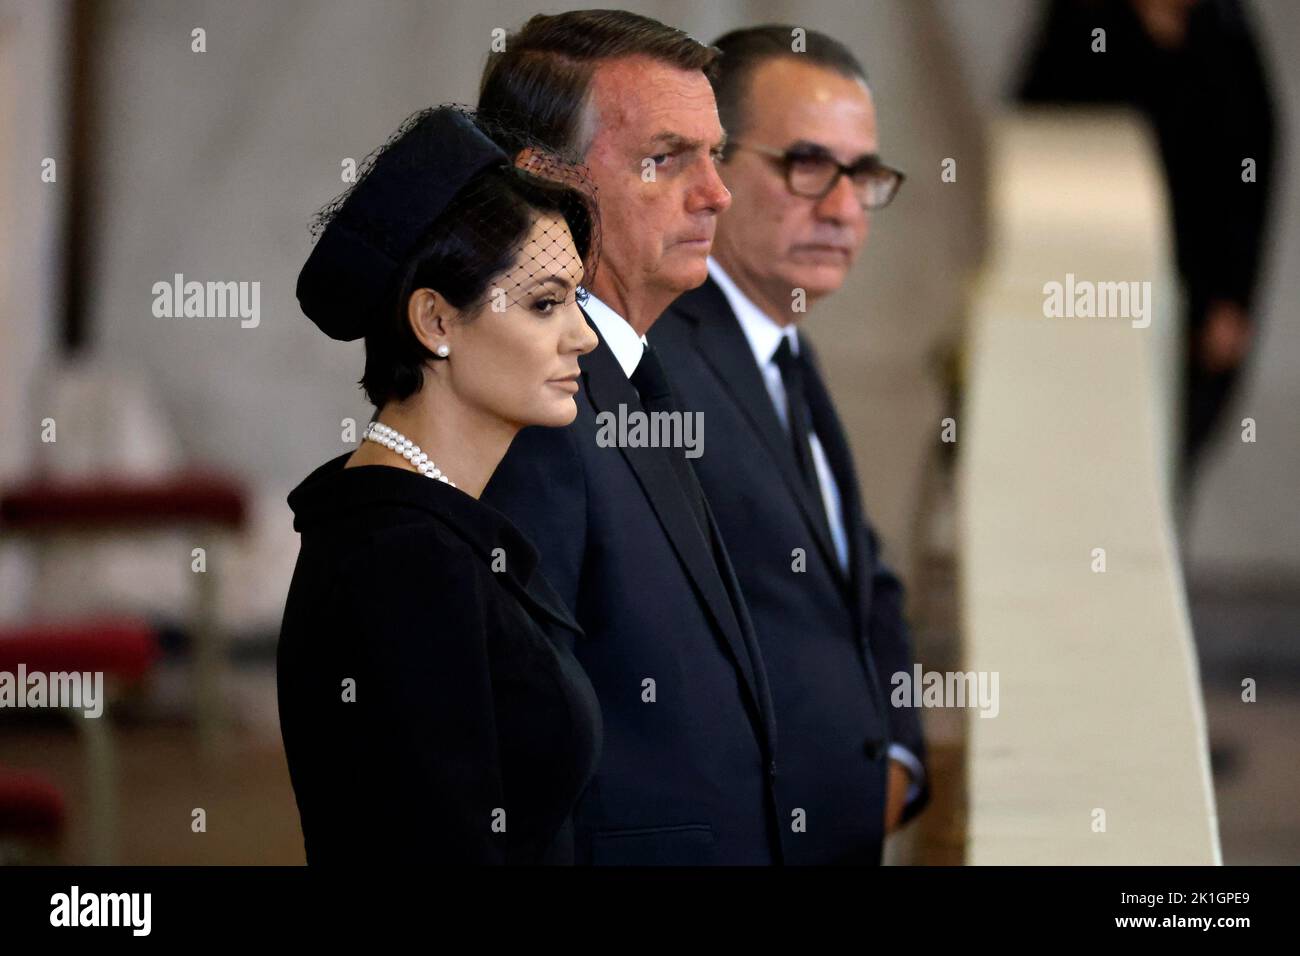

{"left": 706, "top": 258, "right": 924, "bottom": 799}
{"left": 581, "top": 290, "right": 647, "bottom": 378}
{"left": 708, "top": 259, "right": 850, "bottom": 571}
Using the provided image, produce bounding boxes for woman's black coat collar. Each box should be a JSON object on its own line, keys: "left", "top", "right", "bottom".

{"left": 288, "top": 454, "right": 582, "bottom": 637}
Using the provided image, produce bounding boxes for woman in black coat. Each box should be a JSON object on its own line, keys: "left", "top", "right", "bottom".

{"left": 277, "top": 107, "right": 601, "bottom": 864}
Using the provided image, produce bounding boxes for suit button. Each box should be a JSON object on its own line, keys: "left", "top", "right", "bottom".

{"left": 864, "top": 739, "right": 886, "bottom": 761}
{"left": 767, "top": 760, "right": 777, "bottom": 779}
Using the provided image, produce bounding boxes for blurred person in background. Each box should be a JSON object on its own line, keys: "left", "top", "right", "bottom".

{"left": 277, "top": 106, "right": 602, "bottom": 864}
{"left": 1018, "top": 0, "right": 1279, "bottom": 483}
{"left": 652, "top": 26, "right": 929, "bottom": 864}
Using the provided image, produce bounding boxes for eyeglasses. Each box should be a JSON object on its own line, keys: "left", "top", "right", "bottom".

{"left": 729, "top": 141, "right": 905, "bottom": 210}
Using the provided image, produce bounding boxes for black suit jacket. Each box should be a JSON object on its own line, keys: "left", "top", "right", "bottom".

{"left": 653, "top": 276, "right": 929, "bottom": 864}
{"left": 482, "top": 312, "right": 785, "bottom": 865}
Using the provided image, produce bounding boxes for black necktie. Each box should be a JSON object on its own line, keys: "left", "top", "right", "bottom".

{"left": 631, "top": 344, "right": 713, "bottom": 544}
{"left": 630, "top": 342, "right": 674, "bottom": 411}
{"left": 772, "top": 337, "right": 819, "bottom": 493}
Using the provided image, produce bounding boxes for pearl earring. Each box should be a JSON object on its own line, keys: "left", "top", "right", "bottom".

{"left": 435, "top": 344, "right": 450, "bottom": 358}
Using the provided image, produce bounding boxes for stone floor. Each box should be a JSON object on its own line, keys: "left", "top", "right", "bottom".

{"left": 1191, "top": 580, "right": 1300, "bottom": 866}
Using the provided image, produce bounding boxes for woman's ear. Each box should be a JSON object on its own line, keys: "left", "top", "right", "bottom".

{"left": 407, "top": 288, "right": 456, "bottom": 357}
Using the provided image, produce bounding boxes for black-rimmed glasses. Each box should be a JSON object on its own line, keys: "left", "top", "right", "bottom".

{"left": 729, "top": 141, "right": 905, "bottom": 210}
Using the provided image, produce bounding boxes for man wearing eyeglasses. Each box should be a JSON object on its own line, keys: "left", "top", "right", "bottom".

{"left": 652, "top": 25, "right": 928, "bottom": 864}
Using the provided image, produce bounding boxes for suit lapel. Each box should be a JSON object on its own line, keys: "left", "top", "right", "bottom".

{"left": 579, "top": 315, "right": 766, "bottom": 726}
{"left": 673, "top": 279, "right": 844, "bottom": 582}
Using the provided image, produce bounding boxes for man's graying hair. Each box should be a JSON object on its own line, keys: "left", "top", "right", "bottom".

{"left": 478, "top": 9, "right": 719, "bottom": 158}
{"left": 709, "top": 26, "right": 869, "bottom": 159}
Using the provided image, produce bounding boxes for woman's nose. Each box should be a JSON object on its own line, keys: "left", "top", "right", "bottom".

{"left": 569, "top": 305, "right": 598, "bottom": 354}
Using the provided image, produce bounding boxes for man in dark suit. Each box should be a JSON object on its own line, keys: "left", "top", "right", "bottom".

{"left": 477, "top": 11, "right": 786, "bottom": 864}
{"left": 652, "top": 26, "right": 929, "bottom": 863}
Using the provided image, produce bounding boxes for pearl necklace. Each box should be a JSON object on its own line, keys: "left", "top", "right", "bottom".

{"left": 362, "top": 421, "right": 456, "bottom": 487}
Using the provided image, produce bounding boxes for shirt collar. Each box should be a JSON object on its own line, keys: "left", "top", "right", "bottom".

{"left": 707, "top": 257, "right": 799, "bottom": 368}
{"left": 581, "top": 289, "right": 648, "bottom": 379}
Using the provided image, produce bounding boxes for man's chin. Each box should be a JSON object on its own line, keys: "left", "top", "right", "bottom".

{"left": 788, "top": 262, "right": 850, "bottom": 297}
{"left": 662, "top": 255, "right": 712, "bottom": 293}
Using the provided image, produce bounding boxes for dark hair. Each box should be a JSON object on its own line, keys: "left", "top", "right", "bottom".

{"left": 360, "top": 166, "right": 594, "bottom": 407}
{"left": 478, "top": 10, "right": 719, "bottom": 155}
{"left": 710, "top": 26, "right": 869, "bottom": 159}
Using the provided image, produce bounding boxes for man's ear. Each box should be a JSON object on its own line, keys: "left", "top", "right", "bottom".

{"left": 407, "top": 288, "right": 456, "bottom": 355}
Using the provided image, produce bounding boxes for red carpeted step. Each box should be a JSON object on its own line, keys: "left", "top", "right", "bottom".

{"left": 0, "top": 618, "right": 158, "bottom": 682}
{"left": 0, "top": 472, "right": 248, "bottom": 531}
{"left": 0, "top": 768, "right": 66, "bottom": 837}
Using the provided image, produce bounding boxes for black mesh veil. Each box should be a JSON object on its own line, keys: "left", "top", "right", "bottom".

{"left": 299, "top": 103, "right": 600, "bottom": 340}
